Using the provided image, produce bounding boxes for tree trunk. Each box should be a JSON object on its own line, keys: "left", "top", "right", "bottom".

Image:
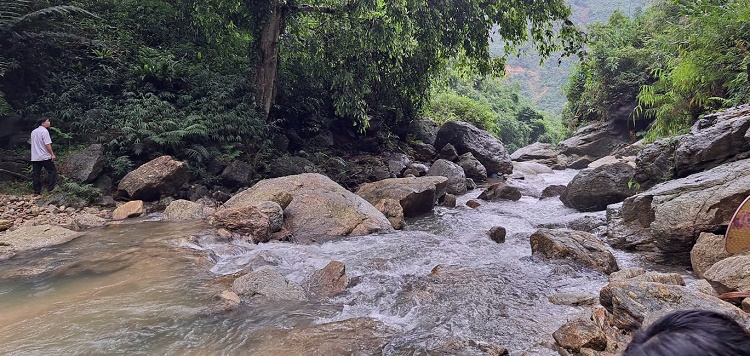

{"left": 254, "top": 0, "right": 284, "bottom": 119}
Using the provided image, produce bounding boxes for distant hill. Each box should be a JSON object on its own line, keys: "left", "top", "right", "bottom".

{"left": 492, "top": 0, "right": 650, "bottom": 116}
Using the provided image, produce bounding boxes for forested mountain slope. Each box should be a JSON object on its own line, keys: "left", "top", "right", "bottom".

{"left": 498, "top": 0, "right": 649, "bottom": 116}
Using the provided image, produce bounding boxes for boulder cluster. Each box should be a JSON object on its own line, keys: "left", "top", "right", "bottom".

{"left": 3, "top": 104, "right": 750, "bottom": 355}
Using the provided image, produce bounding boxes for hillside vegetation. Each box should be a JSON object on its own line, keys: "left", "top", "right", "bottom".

{"left": 1, "top": 0, "right": 748, "bottom": 191}
{"left": 565, "top": 0, "right": 750, "bottom": 141}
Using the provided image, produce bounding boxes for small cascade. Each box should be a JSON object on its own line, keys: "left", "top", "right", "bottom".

{"left": 0, "top": 169, "right": 658, "bottom": 355}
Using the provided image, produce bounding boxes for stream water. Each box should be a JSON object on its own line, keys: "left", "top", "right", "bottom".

{"left": 0, "top": 169, "right": 687, "bottom": 355}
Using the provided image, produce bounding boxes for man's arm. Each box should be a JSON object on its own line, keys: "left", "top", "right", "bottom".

{"left": 45, "top": 143, "right": 56, "bottom": 161}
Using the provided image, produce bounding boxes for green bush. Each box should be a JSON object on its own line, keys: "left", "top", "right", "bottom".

{"left": 427, "top": 92, "right": 498, "bottom": 133}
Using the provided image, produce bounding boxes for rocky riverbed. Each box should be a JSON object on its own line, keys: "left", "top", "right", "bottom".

{"left": 0, "top": 194, "right": 112, "bottom": 231}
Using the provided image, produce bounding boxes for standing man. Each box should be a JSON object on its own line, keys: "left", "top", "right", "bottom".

{"left": 30, "top": 117, "right": 56, "bottom": 195}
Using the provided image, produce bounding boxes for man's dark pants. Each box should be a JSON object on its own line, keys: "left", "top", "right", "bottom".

{"left": 32, "top": 159, "right": 56, "bottom": 194}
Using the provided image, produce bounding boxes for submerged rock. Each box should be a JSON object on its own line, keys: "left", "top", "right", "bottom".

{"left": 530, "top": 228, "right": 619, "bottom": 274}
{"left": 0, "top": 224, "right": 82, "bottom": 260}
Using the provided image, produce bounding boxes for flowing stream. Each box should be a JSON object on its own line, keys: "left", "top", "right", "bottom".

{"left": 0, "top": 169, "right": 686, "bottom": 355}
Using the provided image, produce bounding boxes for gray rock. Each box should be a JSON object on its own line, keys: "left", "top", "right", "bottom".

{"left": 0, "top": 225, "right": 82, "bottom": 260}
{"left": 488, "top": 226, "right": 506, "bottom": 243}
{"left": 691, "top": 232, "right": 734, "bottom": 279}
{"left": 385, "top": 153, "right": 410, "bottom": 177}
{"left": 457, "top": 152, "right": 487, "bottom": 181}
{"left": 224, "top": 173, "right": 392, "bottom": 242}
{"left": 438, "top": 143, "right": 459, "bottom": 161}
{"left": 426, "top": 159, "right": 467, "bottom": 195}
{"left": 117, "top": 155, "right": 189, "bottom": 201}
{"left": 478, "top": 182, "right": 521, "bottom": 201}
{"left": 633, "top": 138, "right": 678, "bottom": 189}
{"left": 540, "top": 185, "right": 567, "bottom": 199}
{"left": 58, "top": 144, "right": 104, "bottom": 183}
{"left": 530, "top": 228, "right": 619, "bottom": 274}
{"left": 356, "top": 176, "right": 448, "bottom": 217}
{"left": 163, "top": 199, "right": 209, "bottom": 221}
{"left": 561, "top": 162, "right": 636, "bottom": 212}
{"left": 557, "top": 121, "right": 630, "bottom": 161}
{"left": 268, "top": 156, "right": 321, "bottom": 178}
{"left": 434, "top": 121, "right": 513, "bottom": 175}
{"left": 674, "top": 104, "right": 750, "bottom": 177}
{"left": 599, "top": 281, "right": 750, "bottom": 331}
{"left": 232, "top": 268, "right": 306, "bottom": 301}
{"left": 510, "top": 142, "right": 561, "bottom": 168}
{"left": 413, "top": 143, "right": 437, "bottom": 162}
{"left": 403, "top": 163, "right": 428, "bottom": 177}
{"left": 608, "top": 158, "right": 750, "bottom": 255}
{"left": 221, "top": 161, "right": 254, "bottom": 187}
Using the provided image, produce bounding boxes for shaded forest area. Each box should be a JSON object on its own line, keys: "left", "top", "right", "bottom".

{"left": 1, "top": 0, "right": 749, "bottom": 193}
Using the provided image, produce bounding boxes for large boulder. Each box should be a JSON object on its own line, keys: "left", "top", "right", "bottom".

{"left": 58, "top": 144, "right": 105, "bottom": 183}
{"left": 674, "top": 104, "right": 750, "bottom": 177}
{"left": 399, "top": 117, "right": 439, "bottom": 145}
{"left": 426, "top": 159, "right": 467, "bottom": 195}
{"left": 690, "top": 232, "right": 735, "bottom": 279}
{"left": 220, "top": 161, "right": 254, "bottom": 187}
{"left": 632, "top": 138, "right": 679, "bottom": 189}
{"left": 223, "top": 173, "right": 392, "bottom": 242}
{"left": 457, "top": 152, "right": 487, "bottom": 181}
{"left": 703, "top": 255, "right": 750, "bottom": 295}
{"left": 608, "top": 158, "right": 750, "bottom": 256}
{"left": 633, "top": 104, "right": 750, "bottom": 187}
{"left": 117, "top": 155, "right": 189, "bottom": 201}
{"left": 561, "top": 162, "right": 636, "bottom": 212}
{"left": 529, "top": 228, "right": 619, "bottom": 274}
{"left": 510, "top": 142, "right": 562, "bottom": 168}
{"left": 599, "top": 281, "right": 750, "bottom": 331}
{"left": 434, "top": 121, "right": 513, "bottom": 175}
{"left": 355, "top": 176, "right": 448, "bottom": 217}
{"left": 557, "top": 121, "right": 630, "bottom": 162}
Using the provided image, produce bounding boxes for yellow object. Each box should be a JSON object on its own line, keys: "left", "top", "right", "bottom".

{"left": 725, "top": 195, "right": 750, "bottom": 254}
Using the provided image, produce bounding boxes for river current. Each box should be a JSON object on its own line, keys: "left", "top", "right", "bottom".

{"left": 0, "top": 169, "right": 677, "bottom": 355}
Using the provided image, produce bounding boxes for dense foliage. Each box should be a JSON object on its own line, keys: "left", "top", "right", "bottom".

{"left": 565, "top": 0, "right": 750, "bottom": 141}
{"left": 0, "top": 0, "right": 583, "bottom": 186}
{"left": 498, "top": 0, "right": 650, "bottom": 116}
{"left": 427, "top": 66, "right": 568, "bottom": 153}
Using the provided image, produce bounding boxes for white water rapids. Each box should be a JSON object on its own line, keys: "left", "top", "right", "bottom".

{"left": 0, "top": 169, "right": 687, "bottom": 355}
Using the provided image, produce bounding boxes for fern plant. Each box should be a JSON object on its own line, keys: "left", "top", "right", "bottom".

{"left": 0, "top": 0, "right": 97, "bottom": 77}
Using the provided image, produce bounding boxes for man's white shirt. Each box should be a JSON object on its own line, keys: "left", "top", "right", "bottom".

{"left": 31, "top": 126, "right": 52, "bottom": 161}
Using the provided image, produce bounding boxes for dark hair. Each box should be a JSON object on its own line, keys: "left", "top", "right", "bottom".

{"left": 35, "top": 117, "right": 49, "bottom": 127}
{"left": 624, "top": 309, "right": 750, "bottom": 356}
